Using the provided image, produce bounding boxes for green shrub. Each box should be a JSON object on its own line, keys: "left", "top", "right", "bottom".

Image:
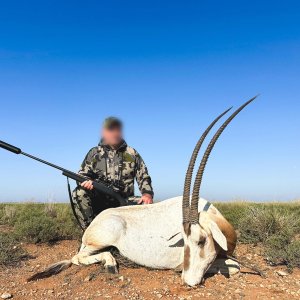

{"left": 0, "top": 232, "right": 27, "bottom": 266}
{"left": 237, "top": 204, "right": 300, "bottom": 269}
{"left": 265, "top": 236, "right": 300, "bottom": 269}
{"left": 14, "top": 206, "right": 58, "bottom": 243}
{"left": 10, "top": 203, "right": 81, "bottom": 243}
{"left": 238, "top": 206, "right": 299, "bottom": 244}
{"left": 286, "top": 241, "right": 300, "bottom": 268}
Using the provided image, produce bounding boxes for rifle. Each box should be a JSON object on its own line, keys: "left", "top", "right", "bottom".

{"left": 0, "top": 140, "right": 127, "bottom": 207}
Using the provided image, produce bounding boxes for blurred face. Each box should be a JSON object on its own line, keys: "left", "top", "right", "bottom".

{"left": 102, "top": 126, "right": 123, "bottom": 147}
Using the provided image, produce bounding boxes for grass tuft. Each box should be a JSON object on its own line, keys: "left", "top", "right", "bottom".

{"left": 0, "top": 232, "right": 27, "bottom": 266}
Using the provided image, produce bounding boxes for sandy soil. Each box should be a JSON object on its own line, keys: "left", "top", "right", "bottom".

{"left": 0, "top": 240, "right": 300, "bottom": 300}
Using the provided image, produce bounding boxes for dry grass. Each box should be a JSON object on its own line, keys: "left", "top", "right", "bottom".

{"left": 0, "top": 232, "right": 28, "bottom": 266}
{"left": 215, "top": 201, "right": 300, "bottom": 269}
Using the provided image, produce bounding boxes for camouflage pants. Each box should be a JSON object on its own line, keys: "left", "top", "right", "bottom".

{"left": 72, "top": 186, "right": 140, "bottom": 230}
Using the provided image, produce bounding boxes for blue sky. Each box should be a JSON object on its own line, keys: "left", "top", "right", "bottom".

{"left": 0, "top": 1, "right": 299, "bottom": 202}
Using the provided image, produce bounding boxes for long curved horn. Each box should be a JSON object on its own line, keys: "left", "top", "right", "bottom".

{"left": 182, "top": 107, "right": 233, "bottom": 224}
{"left": 189, "top": 96, "right": 258, "bottom": 224}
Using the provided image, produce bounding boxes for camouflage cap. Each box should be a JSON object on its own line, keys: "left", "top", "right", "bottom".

{"left": 103, "top": 117, "right": 123, "bottom": 129}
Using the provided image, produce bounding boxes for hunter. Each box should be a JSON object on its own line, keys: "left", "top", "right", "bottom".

{"left": 72, "top": 117, "right": 154, "bottom": 229}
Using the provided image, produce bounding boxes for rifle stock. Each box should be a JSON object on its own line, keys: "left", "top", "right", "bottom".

{"left": 61, "top": 170, "right": 127, "bottom": 205}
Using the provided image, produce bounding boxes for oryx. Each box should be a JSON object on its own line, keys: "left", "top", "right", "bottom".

{"left": 29, "top": 97, "right": 256, "bottom": 286}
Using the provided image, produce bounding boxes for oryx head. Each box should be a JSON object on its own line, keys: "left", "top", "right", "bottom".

{"left": 181, "top": 96, "right": 257, "bottom": 286}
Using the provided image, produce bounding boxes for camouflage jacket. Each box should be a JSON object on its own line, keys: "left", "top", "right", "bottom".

{"left": 78, "top": 140, "right": 154, "bottom": 198}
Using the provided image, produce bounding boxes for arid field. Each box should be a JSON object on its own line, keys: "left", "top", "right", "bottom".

{"left": 0, "top": 202, "right": 299, "bottom": 299}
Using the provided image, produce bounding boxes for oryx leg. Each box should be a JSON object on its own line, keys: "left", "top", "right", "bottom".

{"left": 72, "top": 214, "right": 126, "bottom": 274}
{"left": 207, "top": 258, "right": 240, "bottom": 276}
{"left": 74, "top": 250, "right": 118, "bottom": 273}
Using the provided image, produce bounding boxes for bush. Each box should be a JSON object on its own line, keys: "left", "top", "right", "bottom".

{"left": 0, "top": 232, "right": 27, "bottom": 266}
{"left": 237, "top": 205, "right": 300, "bottom": 269}
{"left": 14, "top": 205, "right": 58, "bottom": 243}
{"left": 286, "top": 241, "right": 300, "bottom": 268}
{"left": 238, "top": 206, "right": 299, "bottom": 244}
{"left": 2, "top": 203, "right": 82, "bottom": 243}
{"left": 265, "top": 236, "right": 300, "bottom": 269}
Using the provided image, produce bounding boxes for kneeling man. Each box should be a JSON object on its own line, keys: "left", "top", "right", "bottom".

{"left": 72, "top": 117, "right": 154, "bottom": 229}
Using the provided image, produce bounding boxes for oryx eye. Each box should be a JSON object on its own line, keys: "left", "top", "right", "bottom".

{"left": 198, "top": 237, "right": 206, "bottom": 247}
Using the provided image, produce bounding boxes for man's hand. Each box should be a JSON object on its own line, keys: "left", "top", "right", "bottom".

{"left": 138, "top": 193, "right": 153, "bottom": 205}
{"left": 81, "top": 180, "right": 94, "bottom": 190}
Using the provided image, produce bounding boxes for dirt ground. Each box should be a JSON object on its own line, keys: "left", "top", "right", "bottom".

{"left": 0, "top": 241, "right": 300, "bottom": 300}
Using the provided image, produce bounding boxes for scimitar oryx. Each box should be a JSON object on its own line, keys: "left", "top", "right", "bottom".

{"left": 28, "top": 96, "right": 256, "bottom": 286}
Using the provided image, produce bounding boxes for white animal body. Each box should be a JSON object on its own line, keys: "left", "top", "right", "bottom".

{"left": 80, "top": 197, "right": 220, "bottom": 269}
{"left": 67, "top": 195, "right": 237, "bottom": 282}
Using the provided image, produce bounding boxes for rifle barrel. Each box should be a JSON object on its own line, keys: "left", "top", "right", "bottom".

{"left": 21, "top": 151, "right": 67, "bottom": 173}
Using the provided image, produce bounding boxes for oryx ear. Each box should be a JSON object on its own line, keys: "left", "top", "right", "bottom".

{"left": 210, "top": 221, "right": 228, "bottom": 251}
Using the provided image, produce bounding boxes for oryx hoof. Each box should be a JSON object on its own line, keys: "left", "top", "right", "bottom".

{"left": 106, "top": 265, "right": 118, "bottom": 274}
